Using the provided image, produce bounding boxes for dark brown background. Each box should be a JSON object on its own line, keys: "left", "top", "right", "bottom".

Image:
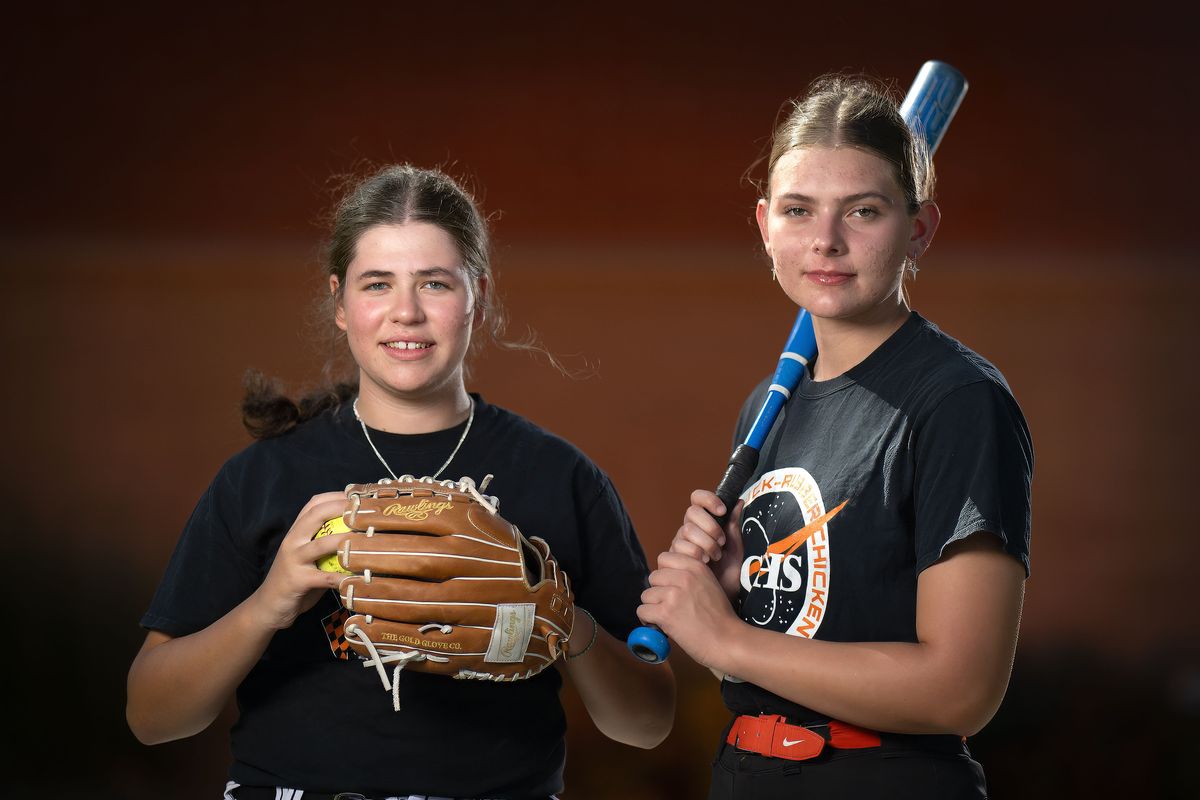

{"left": 4, "top": 4, "right": 1197, "bottom": 798}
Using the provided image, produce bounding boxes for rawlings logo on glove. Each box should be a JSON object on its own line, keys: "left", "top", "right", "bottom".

{"left": 330, "top": 474, "right": 575, "bottom": 710}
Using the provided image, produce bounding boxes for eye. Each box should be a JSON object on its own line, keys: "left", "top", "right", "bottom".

{"left": 849, "top": 206, "right": 879, "bottom": 219}
{"left": 364, "top": 281, "right": 389, "bottom": 291}
{"left": 422, "top": 280, "right": 452, "bottom": 291}
{"left": 783, "top": 206, "right": 810, "bottom": 217}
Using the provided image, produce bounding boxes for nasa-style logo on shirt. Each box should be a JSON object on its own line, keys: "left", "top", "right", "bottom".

{"left": 739, "top": 467, "right": 847, "bottom": 638}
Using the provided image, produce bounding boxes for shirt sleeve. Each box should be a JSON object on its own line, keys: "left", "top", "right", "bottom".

{"left": 570, "top": 471, "right": 652, "bottom": 641}
{"left": 140, "top": 464, "right": 263, "bottom": 636}
{"left": 912, "top": 379, "right": 1034, "bottom": 576}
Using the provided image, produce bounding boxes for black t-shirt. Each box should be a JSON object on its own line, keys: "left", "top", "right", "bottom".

{"left": 141, "top": 395, "right": 649, "bottom": 798}
{"left": 721, "top": 313, "right": 1033, "bottom": 720}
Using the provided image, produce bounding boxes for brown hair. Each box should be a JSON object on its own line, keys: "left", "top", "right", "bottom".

{"left": 763, "top": 74, "right": 935, "bottom": 212}
{"left": 242, "top": 164, "right": 502, "bottom": 439}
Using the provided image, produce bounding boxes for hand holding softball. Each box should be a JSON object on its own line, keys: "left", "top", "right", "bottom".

{"left": 249, "top": 491, "right": 349, "bottom": 632}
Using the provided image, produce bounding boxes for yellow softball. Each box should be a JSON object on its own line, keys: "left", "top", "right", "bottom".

{"left": 312, "top": 517, "right": 352, "bottom": 574}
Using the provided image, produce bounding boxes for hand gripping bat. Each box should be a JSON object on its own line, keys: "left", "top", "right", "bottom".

{"left": 627, "top": 60, "right": 969, "bottom": 664}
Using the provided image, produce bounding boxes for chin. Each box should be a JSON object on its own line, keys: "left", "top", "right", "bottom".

{"left": 784, "top": 293, "right": 852, "bottom": 320}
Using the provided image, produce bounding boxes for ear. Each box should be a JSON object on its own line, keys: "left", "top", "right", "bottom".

{"left": 755, "top": 198, "right": 772, "bottom": 257}
{"left": 908, "top": 201, "right": 941, "bottom": 261}
{"left": 330, "top": 275, "right": 347, "bottom": 331}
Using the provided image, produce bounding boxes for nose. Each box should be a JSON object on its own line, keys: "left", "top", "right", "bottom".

{"left": 810, "top": 216, "right": 846, "bottom": 257}
{"left": 390, "top": 287, "right": 425, "bottom": 325}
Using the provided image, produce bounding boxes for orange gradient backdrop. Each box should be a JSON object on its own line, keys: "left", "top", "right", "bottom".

{"left": 3, "top": 6, "right": 1196, "bottom": 799}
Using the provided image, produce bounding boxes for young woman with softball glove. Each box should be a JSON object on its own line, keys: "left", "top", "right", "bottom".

{"left": 127, "top": 166, "right": 674, "bottom": 800}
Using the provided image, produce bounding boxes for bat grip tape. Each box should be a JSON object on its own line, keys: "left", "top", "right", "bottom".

{"left": 713, "top": 444, "right": 759, "bottom": 527}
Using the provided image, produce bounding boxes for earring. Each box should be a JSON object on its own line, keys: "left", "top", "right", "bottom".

{"left": 907, "top": 260, "right": 920, "bottom": 278}
{"left": 770, "top": 265, "right": 778, "bottom": 282}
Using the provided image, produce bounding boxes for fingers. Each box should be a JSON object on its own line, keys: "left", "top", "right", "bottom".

{"left": 669, "top": 492, "right": 733, "bottom": 562}
{"left": 655, "top": 551, "right": 710, "bottom": 575}
{"left": 670, "top": 520, "right": 721, "bottom": 562}
{"left": 637, "top": 574, "right": 685, "bottom": 627}
{"left": 284, "top": 493, "right": 349, "bottom": 545}
{"left": 636, "top": 587, "right": 670, "bottom": 626}
{"left": 296, "top": 531, "right": 353, "bottom": 563}
{"left": 271, "top": 493, "right": 355, "bottom": 591}
{"left": 689, "top": 489, "right": 727, "bottom": 518}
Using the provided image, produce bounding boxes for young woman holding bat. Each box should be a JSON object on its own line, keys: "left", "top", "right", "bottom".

{"left": 636, "top": 76, "right": 1032, "bottom": 799}
{"left": 127, "top": 165, "right": 674, "bottom": 799}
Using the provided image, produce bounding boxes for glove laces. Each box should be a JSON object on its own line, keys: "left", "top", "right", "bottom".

{"left": 346, "top": 619, "right": 453, "bottom": 711}
{"left": 377, "top": 473, "right": 500, "bottom": 515}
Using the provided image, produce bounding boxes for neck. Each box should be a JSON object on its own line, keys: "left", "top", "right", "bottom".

{"left": 354, "top": 380, "right": 473, "bottom": 434}
{"left": 810, "top": 303, "right": 910, "bottom": 381}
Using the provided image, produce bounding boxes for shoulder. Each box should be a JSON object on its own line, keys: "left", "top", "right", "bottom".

{"left": 902, "top": 314, "right": 1008, "bottom": 387}
{"left": 899, "top": 316, "right": 1034, "bottom": 462}
{"left": 880, "top": 314, "right": 1022, "bottom": 421}
{"left": 471, "top": 398, "right": 616, "bottom": 503}
{"left": 477, "top": 399, "right": 601, "bottom": 469}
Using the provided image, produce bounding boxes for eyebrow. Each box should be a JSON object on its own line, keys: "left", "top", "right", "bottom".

{"left": 776, "top": 192, "right": 895, "bottom": 206}
{"left": 355, "top": 266, "right": 457, "bottom": 280}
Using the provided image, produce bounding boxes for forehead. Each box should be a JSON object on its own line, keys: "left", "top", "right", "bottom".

{"left": 769, "top": 146, "right": 903, "bottom": 197}
{"left": 347, "top": 222, "right": 465, "bottom": 276}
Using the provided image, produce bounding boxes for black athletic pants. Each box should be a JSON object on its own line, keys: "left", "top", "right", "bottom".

{"left": 708, "top": 737, "right": 987, "bottom": 799}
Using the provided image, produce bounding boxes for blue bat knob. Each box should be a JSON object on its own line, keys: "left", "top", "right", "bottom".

{"left": 627, "top": 625, "right": 670, "bottom": 663}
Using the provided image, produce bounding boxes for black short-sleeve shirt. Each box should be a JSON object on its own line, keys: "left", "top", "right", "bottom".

{"left": 721, "top": 313, "right": 1033, "bottom": 719}
{"left": 142, "top": 396, "right": 650, "bottom": 798}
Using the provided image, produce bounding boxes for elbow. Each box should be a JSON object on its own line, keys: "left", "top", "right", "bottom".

{"left": 958, "top": 697, "right": 1005, "bottom": 738}
{"left": 596, "top": 668, "right": 676, "bottom": 749}
{"left": 126, "top": 673, "right": 208, "bottom": 746}
{"left": 126, "top": 703, "right": 168, "bottom": 746}
{"left": 631, "top": 702, "right": 676, "bottom": 749}
{"left": 126, "top": 672, "right": 159, "bottom": 745}
{"left": 928, "top": 683, "right": 1007, "bottom": 737}
{"left": 600, "top": 706, "right": 674, "bottom": 749}
{"left": 126, "top": 701, "right": 208, "bottom": 746}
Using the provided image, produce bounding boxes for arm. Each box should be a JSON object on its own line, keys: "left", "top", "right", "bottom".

{"left": 639, "top": 529, "right": 1024, "bottom": 736}
{"left": 126, "top": 492, "right": 350, "bottom": 744}
{"left": 561, "top": 607, "right": 675, "bottom": 748}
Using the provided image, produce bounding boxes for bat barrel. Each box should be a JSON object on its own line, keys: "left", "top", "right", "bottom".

{"left": 899, "top": 60, "right": 968, "bottom": 155}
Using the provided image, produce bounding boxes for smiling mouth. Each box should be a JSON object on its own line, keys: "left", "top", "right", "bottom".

{"left": 384, "top": 341, "right": 432, "bottom": 350}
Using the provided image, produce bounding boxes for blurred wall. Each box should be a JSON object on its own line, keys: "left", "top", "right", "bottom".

{"left": 4, "top": 5, "right": 1197, "bottom": 798}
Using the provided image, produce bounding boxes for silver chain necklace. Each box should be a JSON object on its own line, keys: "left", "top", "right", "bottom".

{"left": 352, "top": 397, "right": 474, "bottom": 481}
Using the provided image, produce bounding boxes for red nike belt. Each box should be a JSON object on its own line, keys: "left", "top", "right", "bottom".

{"left": 726, "top": 714, "right": 882, "bottom": 761}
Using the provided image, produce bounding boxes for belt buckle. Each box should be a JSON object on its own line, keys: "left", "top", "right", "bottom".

{"left": 732, "top": 712, "right": 781, "bottom": 750}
